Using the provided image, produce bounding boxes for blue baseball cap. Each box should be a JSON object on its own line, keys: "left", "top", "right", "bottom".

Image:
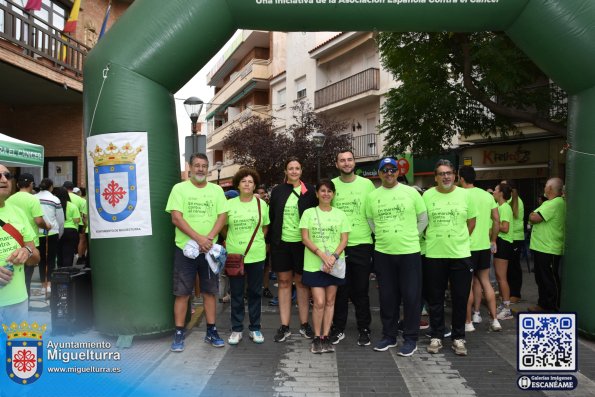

{"left": 224, "top": 189, "right": 239, "bottom": 199}
{"left": 378, "top": 157, "right": 398, "bottom": 172}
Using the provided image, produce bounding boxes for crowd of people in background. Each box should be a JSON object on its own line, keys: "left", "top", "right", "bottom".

{"left": 165, "top": 150, "right": 566, "bottom": 356}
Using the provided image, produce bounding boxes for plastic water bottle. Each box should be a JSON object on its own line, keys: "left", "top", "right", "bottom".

{"left": 0, "top": 262, "right": 14, "bottom": 288}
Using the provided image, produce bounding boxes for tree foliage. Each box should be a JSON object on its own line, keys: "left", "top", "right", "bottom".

{"left": 377, "top": 32, "right": 568, "bottom": 156}
{"left": 223, "top": 101, "right": 350, "bottom": 186}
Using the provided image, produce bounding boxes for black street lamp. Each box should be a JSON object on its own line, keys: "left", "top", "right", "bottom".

{"left": 311, "top": 131, "right": 326, "bottom": 182}
{"left": 215, "top": 161, "right": 223, "bottom": 185}
{"left": 183, "top": 96, "right": 204, "bottom": 135}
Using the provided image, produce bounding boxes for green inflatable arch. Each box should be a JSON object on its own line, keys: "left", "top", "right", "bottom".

{"left": 83, "top": 0, "right": 595, "bottom": 338}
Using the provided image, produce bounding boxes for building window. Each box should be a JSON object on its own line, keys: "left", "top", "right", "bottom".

{"left": 277, "top": 88, "right": 286, "bottom": 109}
{"left": 295, "top": 76, "right": 306, "bottom": 100}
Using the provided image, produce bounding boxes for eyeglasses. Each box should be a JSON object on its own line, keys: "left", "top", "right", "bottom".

{"left": 380, "top": 168, "right": 398, "bottom": 175}
{"left": 0, "top": 172, "right": 13, "bottom": 180}
{"left": 436, "top": 171, "right": 454, "bottom": 177}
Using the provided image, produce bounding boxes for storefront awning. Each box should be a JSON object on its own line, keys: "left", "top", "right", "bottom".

{"left": 0, "top": 133, "right": 44, "bottom": 167}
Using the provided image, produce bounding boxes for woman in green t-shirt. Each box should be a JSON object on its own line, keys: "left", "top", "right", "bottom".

{"left": 300, "top": 180, "right": 350, "bottom": 354}
{"left": 54, "top": 187, "right": 80, "bottom": 269}
{"left": 493, "top": 183, "right": 514, "bottom": 321}
{"left": 223, "top": 168, "right": 270, "bottom": 345}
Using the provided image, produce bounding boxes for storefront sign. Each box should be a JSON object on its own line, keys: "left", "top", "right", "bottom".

{"left": 483, "top": 145, "right": 531, "bottom": 165}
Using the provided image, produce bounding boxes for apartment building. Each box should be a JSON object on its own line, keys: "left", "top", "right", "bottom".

{"left": 0, "top": 0, "right": 130, "bottom": 186}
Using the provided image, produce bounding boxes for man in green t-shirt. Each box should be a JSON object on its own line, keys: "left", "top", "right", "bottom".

{"left": 0, "top": 164, "right": 41, "bottom": 326}
{"left": 329, "top": 150, "right": 376, "bottom": 347}
{"left": 424, "top": 160, "right": 476, "bottom": 356}
{"left": 6, "top": 173, "right": 50, "bottom": 297}
{"left": 165, "top": 153, "right": 228, "bottom": 351}
{"left": 529, "top": 177, "right": 566, "bottom": 312}
{"left": 365, "top": 157, "right": 428, "bottom": 356}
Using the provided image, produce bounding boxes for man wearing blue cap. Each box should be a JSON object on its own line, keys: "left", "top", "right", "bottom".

{"left": 365, "top": 157, "right": 427, "bottom": 355}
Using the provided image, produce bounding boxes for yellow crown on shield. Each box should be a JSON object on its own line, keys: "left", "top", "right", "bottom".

{"left": 89, "top": 142, "right": 142, "bottom": 166}
{"left": 2, "top": 321, "right": 47, "bottom": 340}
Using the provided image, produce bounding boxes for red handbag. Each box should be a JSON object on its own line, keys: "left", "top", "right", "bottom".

{"left": 224, "top": 198, "right": 261, "bottom": 277}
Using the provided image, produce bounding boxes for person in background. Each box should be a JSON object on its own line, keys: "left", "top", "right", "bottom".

{"left": 0, "top": 165, "right": 40, "bottom": 325}
{"left": 500, "top": 180, "right": 524, "bottom": 304}
{"left": 63, "top": 181, "right": 87, "bottom": 265}
{"left": 493, "top": 183, "right": 515, "bottom": 321}
{"left": 6, "top": 173, "right": 49, "bottom": 298}
{"left": 300, "top": 179, "right": 350, "bottom": 354}
{"left": 54, "top": 187, "right": 80, "bottom": 269}
{"left": 268, "top": 157, "right": 317, "bottom": 342}
{"left": 35, "top": 178, "right": 64, "bottom": 295}
{"left": 224, "top": 168, "right": 270, "bottom": 345}
{"left": 256, "top": 186, "right": 274, "bottom": 300}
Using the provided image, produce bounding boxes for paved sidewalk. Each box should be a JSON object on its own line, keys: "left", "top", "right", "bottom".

{"left": 16, "top": 266, "right": 595, "bottom": 397}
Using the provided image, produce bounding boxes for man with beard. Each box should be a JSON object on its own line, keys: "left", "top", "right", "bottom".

{"left": 424, "top": 160, "right": 476, "bottom": 356}
{"left": 329, "top": 150, "right": 375, "bottom": 346}
{"left": 166, "top": 153, "right": 228, "bottom": 351}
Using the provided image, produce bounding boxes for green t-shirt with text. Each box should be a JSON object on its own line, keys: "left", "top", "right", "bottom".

{"left": 497, "top": 202, "right": 514, "bottom": 243}
{"left": 165, "top": 181, "right": 228, "bottom": 250}
{"left": 365, "top": 184, "right": 426, "bottom": 255}
{"left": 226, "top": 197, "right": 270, "bottom": 264}
{"left": 7, "top": 191, "right": 44, "bottom": 247}
{"left": 530, "top": 196, "right": 566, "bottom": 255}
{"left": 424, "top": 186, "right": 476, "bottom": 259}
{"left": 64, "top": 202, "right": 81, "bottom": 230}
{"left": 332, "top": 176, "right": 375, "bottom": 246}
{"left": 468, "top": 187, "right": 498, "bottom": 251}
{"left": 0, "top": 203, "right": 37, "bottom": 307}
{"left": 299, "top": 207, "right": 351, "bottom": 273}
{"left": 281, "top": 187, "right": 302, "bottom": 242}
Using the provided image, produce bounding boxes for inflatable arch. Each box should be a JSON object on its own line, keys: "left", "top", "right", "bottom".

{"left": 83, "top": 0, "right": 595, "bottom": 338}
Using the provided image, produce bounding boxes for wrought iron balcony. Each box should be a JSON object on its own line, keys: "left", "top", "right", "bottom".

{"left": 352, "top": 133, "right": 378, "bottom": 159}
{"left": 315, "top": 68, "right": 380, "bottom": 109}
{"left": 0, "top": 1, "right": 89, "bottom": 77}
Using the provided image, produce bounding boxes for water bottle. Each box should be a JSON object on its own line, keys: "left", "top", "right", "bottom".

{"left": 0, "top": 262, "right": 14, "bottom": 288}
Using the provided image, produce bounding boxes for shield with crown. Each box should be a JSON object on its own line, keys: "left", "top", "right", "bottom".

{"left": 4, "top": 321, "right": 46, "bottom": 385}
{"left": 90, "top": 142, "right": 142, "bottom": 222}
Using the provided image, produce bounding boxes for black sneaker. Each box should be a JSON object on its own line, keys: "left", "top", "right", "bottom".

{"left": 310, "top": 337, "right": 323, "bottom": 354}
{"left": 274, "top": 325, "right": 291, "bottom": 342}
{"left": 330, "top": 328, "right": 345, "bottom": 345}
{"left": 357, "top": 329, "right": 371, "bottom": 346}
{"left": 299, "top": 323, "right": 314, "bottom": 339}
{"left": 322, "top": 337, "right": 335, "bottom": 353}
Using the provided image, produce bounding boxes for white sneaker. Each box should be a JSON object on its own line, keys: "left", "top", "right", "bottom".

{"left": 249, "top": 330, "right": 265, "bottom": 344}
{"left": 452, "top": 339, "right": 467, "bottom": 356}
{"left": 496, "top": 307, "right": 513, "bottom": 320}
{"left": 465, "top": 322, "right": 475, "bottom": 332}
{"left": 472, "top": 311, "right": 482, "bottom": 324}
{"left": 228, "top": 331, "right": 243, "bottom": 345}
{"left": 490, "top": 319, "right": 503, "bottom": 332}
{"left": 427, "top": 338, "right": 443, "bottom": 354}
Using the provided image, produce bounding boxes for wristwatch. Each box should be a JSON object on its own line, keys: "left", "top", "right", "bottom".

{"left": 332, "top": 252, "right": 340, "bottom": 260}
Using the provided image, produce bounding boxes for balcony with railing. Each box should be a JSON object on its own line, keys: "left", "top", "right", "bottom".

{"left": 0, "top": 1, "right": 89, "bottom": 78}
{"left": 352, "top": 133, "right": 378, "bottom": 159}
{"left": 207, "top": 105, "right": 271, "bottom": 149}
{"left": 315, "top": 68, "right": 380, "bottom": 110}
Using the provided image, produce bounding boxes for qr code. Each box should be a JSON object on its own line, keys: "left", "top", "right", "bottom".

{"left": 518, "top": 313, "right": 576, "bottom": 372}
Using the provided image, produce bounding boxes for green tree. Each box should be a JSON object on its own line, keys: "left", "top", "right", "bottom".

{"left": 377, "top": 32, "right": 567, "bottom": 156}
{"left": 223, "top": 100, "right": 350, "bottom": 186}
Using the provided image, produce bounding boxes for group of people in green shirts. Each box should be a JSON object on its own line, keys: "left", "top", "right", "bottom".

{"left": 0, "top": 163, "right": 89, "bottom": 328}
{"left": 165, "top": 150, "right": 566, "bottom": 357}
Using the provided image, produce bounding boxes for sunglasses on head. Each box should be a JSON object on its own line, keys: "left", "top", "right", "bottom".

{"left": 0, "top": 172, "right": 13, "bottom": 180}
{"left": 380, "top": 168, "right": 398, "bottom": 174}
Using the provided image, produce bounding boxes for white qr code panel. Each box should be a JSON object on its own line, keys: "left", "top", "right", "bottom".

{"left": 518, "top": 313, "right": 577, "bottom": 372}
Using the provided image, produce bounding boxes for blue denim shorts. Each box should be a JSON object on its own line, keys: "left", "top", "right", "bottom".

{"left": 173, "top": 248, "right": 219, "bottom": 296}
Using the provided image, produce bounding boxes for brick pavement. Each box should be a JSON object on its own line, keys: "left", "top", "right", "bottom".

{"left": 20, "top": 266, "right": 595, "bottom": 397}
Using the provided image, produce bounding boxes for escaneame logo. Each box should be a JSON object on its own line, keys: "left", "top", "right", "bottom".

{"left": 3, "top": 321, "right": 46, "bottom": 385}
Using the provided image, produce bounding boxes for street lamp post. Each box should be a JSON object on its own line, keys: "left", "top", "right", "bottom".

{"left": 183, "top": 96, "right": 206, "bottom": 162}
{"left": 311, "top": 131, "right": 326, "bottom": 182}
{"left": 215, "top": 161, "right": 223, "bottom": 185}
{"left": 183, "top": 96, "right": 204, "bottom": 135}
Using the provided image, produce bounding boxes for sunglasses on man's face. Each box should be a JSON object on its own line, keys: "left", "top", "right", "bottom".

{"left": 0, "top": 172, "right": 13, "bottom": 180}
{"left": 380, "top": 168, "right": 398, "bottom": 175}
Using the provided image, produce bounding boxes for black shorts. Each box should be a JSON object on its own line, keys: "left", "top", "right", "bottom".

{"left": 302, "top": 270, "right": 346, "bottom": 287}
{"left": 173, "top": 248, "right": 219, "bottom": 296}
{"left": 470, "top": 249, "right": 491, "bottom": 272}
{"left": 270, "top": 241, "right": 305, "bottom": 274}
{"left": 494, "top": 237, "right": 513, "bottom": 261}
